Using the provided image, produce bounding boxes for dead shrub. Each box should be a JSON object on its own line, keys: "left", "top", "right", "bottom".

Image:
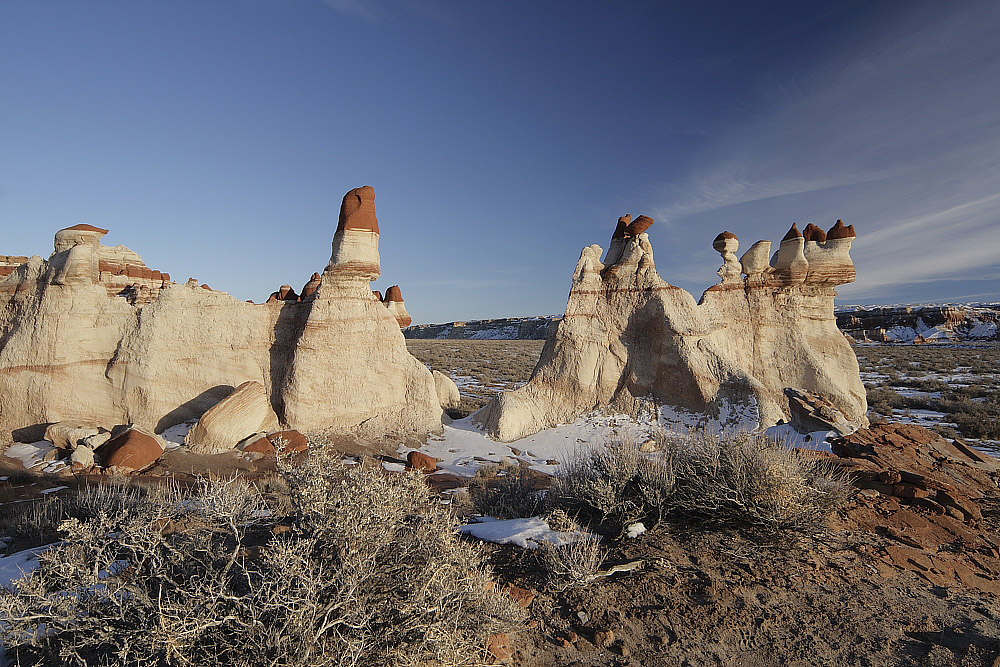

{"left": 539, "top": 535, "right": 606, "bottom": 590}
{"left": 547, "top": 438, "right": 674, "bottom": 537}
{"left": 0, "top": 447, "right": 521, "bottom": 667}
{"left": 661, "top": 430, "right": 850, "bottom": 533}
{"left": 470, "top": 465, "right": 544, "bottom": 520}
{"left": 548, "top": 430, "right": 849, "bottom": 537}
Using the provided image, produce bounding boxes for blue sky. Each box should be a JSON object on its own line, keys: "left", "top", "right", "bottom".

{"left": 2, "top": 1, "right": 998, "bottom": 323}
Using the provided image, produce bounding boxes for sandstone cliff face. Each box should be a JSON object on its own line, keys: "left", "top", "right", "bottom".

{"left": 0, "top": 187, "right": 442, "bottom": 442}
{"left": 478, "top": 218, "right": 868, "bottom": 442}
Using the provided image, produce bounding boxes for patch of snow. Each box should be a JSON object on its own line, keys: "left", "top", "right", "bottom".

{"left": 884, "top": 326, "right": 919, "bottom": 342}
{"left": 626, "top": 522, "right": 646, "bottom": 538}
{"left": 159, "top": 420, "right": 196, "bottom": 448}
{"left": 0, "top": 544, "right": 50, "bottom": 589}
{"left": 415, "top": 413, "right": 659, "bottom": 478}
{"left": 966, "top": 321, "right": 998, "bottom": 339}
{"left": 382, "top": 461, "right": 406, "bottom": 473}
{"left": 459, "top": 516, "right": 590, "bottom": 549}
{"left": 765, "top": 424, "right": 838, "bottom": 452}
{"left": 3, "top": 441, "right": 67, "bottom": 473}
{"left": 891, "top": 388, "right": 943, "bottom": 399}
{"left": 39, "top": 486, "right": 67, "bottom": 495}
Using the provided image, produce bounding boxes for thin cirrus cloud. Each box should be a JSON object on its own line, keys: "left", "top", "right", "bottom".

{"left": 655, "top": 2, "right": 1000, "bottom": 302}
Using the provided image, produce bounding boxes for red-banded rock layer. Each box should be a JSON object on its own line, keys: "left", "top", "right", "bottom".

{"left": 328, "top": 186, "right": 380, "bottom": 280}
{"left": 383, "top": 285, "right": 413, "bottom": 328}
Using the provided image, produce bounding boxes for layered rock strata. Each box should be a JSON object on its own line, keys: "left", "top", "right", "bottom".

{"left": 478, "top": 217, "right": 867, "bottom": 441}
{"left": 185, "top": 381, "right": 280, "bottom": 454}
{"left": 0, "top": 187, "right": 442, "bottom": 442}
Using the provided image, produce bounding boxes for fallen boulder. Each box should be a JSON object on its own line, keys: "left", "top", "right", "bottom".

{"left": 185, "top": 381, "right": 280, "bottom": 455}
{"left": 98, "top": 427, "right": 164, "bottom": 472}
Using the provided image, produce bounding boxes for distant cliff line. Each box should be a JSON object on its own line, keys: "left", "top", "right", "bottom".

{"left": 404, "top": 304, "right": 1000, "bottom": 342}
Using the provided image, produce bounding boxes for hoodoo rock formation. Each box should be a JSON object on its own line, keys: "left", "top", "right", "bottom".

{"left": 478, "top": 216, "right": 867, "bottom": 442}
{"left": 0, "top": 187, "right": 442, "bottom": 443}
{"left": 383, "top": 285, "right": 413, "bottom": 328}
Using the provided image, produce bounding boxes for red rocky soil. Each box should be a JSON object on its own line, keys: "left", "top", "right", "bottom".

{"left": 487, "top": 423, "right": 1000, "bottom": 667}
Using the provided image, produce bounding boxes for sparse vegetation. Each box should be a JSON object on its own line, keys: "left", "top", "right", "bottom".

{"left": 856, "top": 343, "right": 999, "bottom": 442}
{"left": 538, "top": 535, "right": 607, "bottom": 590}
{"left": 406, "top": 340, "right": 545, "bottom": 414}
{"left": 545, "top": 431, "right": 849, "bottom": 538}
{"left": 470, "top": 464, "right": 545, "bottom": 520}
{"left": 0, "top": 449, "right": 521, "bottom": 667}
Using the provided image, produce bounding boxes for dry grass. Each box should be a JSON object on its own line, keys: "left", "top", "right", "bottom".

{"left": 0, "top": 447, "right": 522, "bottom": 667}
{"left": 406, "top": 340, "right": 545, "bottom": 412}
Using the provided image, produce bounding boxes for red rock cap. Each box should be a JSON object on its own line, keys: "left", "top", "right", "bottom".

{"left": 372, "top": 290, "right": 383, "bottom": 302}
{"left": 60, "top": 223, "right": 109, "bottom": 234}
{"left": 336, "top": 185, "right": 380, "bottom": 234}
{"left": 827, "top": 219, "right": 856, "bottom": 239}
{"left": 802, "top": 223, "right": 827, "bottom": 243}
{"left": 384, "top": 285, "right": 404, "bottom": 302}
{"left": 625, "top": 215, "right": 654, "bottom": 236}
{"left": 712, "top": 231, "right": 738, "bottom": 252}
{"left": 782, "top": 223, "right": 803, "bottom": 242}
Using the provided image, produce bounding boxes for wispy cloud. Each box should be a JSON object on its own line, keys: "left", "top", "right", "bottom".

{"left": 848, "top": 193, "right": 1000, "bottom": 292}
{"left": 653, "top": 3, "right": 1000, "bottom": 303}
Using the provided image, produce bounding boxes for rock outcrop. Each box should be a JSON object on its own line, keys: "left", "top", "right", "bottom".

{"left": 432, "top": 370, "right": 462, "bottom": 410}
{"left": 478, "top": 217, "right": 867, "bottom": 441}
{"left": 383, "top": 285, "right": 412, "bottom": 328}
{"left": 0, "top": 187, "right": 442, "bottom": 443}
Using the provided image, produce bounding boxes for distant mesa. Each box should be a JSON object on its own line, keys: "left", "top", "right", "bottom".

{"left": 0, "top": 185, "right": 442, "bottom": 444}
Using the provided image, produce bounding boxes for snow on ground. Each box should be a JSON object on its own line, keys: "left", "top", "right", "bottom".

{"left": 159, "top": 420, "right": 195, "bottom": 448}
{"left": 410, "top": 413, "right": 659, "bottom": 477}
{"left": 458, "top": 516, "right": 589, "bottom": 549}
{"left": 764, "top": 424, "right": 838, "bottom": 452}
{"left": 3, "top": 441, "right": 68, "bottom": 474}
{"left": 0, "top": 545, "right": 49, "bottom": 588}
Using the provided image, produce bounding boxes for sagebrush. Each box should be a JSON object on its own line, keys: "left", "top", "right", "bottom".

{"left": 547, "top": 430, "right": 849, "bottom": 536}
{"left": 0, "top": 449, "right": 521, "bottom": 667}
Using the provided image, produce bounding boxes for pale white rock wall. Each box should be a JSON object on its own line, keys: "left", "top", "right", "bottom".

{"left": 478, "top": 219, "right": 867, "bottom": 442}
{"left": 0, "top": 187, "right": 443, "bottom": 443}
{"left": 432, "top": 370, "right": 462, "bottom": 410}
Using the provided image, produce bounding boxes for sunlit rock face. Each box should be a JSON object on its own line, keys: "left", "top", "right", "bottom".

{"left": 0, "top": 187, "right": 441, "bottom": 443}
{"left": 477, "top": 216, "right": 866, "bottom": 442}
{"left": 382, "top": 285, "right": 413, "bottom": 328}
